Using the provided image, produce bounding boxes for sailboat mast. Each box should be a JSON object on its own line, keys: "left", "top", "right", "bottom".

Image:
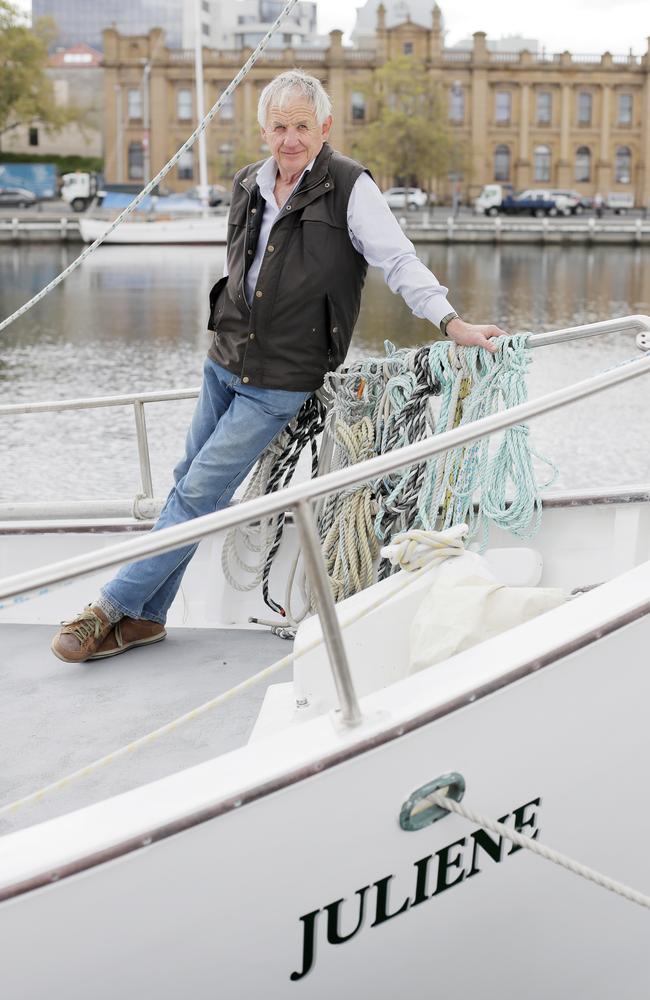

{"left": 193, "top": 0, "right": 210, "bottom": 209}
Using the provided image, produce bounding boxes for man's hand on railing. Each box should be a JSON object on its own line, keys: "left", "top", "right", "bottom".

{"left": 446, "top": 318, "right": 509, "bottom": 354}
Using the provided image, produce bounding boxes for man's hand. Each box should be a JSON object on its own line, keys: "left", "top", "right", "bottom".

{"left": 445, "top": 317, "right": 508, "bottom": 354}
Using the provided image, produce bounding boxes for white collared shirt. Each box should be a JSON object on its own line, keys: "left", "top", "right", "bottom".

{"left": 229, "top": 154, "right": 455, "bottom": 329}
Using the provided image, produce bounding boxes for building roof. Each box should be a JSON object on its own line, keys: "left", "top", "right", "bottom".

{"left": 49, "top": 42, "right": 103, "bottom": 67}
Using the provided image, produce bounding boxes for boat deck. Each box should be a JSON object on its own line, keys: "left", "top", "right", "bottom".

{"left": 0, "top": 624, "right": 291, "bottom": 837}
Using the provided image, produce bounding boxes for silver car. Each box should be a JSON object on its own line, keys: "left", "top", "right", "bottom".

{"left": 0, "top": 186, "right": 37, "bottom": 208}
{"left": 382, "top": 186, "right": 428, "bottom": 211}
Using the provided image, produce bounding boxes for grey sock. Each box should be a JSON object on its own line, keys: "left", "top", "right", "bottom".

{"left": 95, "top": 596, "right": 123, "bottom": 625}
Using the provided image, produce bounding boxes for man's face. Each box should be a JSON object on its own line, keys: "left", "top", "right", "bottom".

{"left": 262, "top": 97, "right": 332, "bottom": 177}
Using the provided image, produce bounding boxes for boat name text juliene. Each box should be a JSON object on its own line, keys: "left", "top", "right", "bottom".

{"left": 290, "top": 795, "right": 541, "bottom": 981}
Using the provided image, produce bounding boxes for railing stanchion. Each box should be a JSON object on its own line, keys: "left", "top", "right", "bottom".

{"left": 133, "top": 401, "right": 154, "bottom": 498}
{"left": 293, "top": 499, "right": 362, "bottom": 727}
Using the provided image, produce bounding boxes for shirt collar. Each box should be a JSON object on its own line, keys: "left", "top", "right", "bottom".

{"left": 256, "top": 155, "right": 317, "bottom": 204}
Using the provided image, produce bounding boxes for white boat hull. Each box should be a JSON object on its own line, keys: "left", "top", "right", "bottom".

{"left": 79, "top": 215, "right": 228, "bottom": 244}
{"left": 1, "top": 566, "right": 649, "bottom": 996}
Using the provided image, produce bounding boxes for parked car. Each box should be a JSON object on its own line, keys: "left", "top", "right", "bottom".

{"left": 383, "top": 187, "right": 428, "bottom": 210}
{"left": 0, "top": 186, "right": 37, "bottom": 208}
{"left": 519, "top": 190, "right": 572, "bottom": 215}
{"left": 474, "top": 184, "right": 564, "bottom": 217}
{"left": 182, "top": 185, "right": 228, "bottom": 207}
{"left": 550, "top": 189, "right": 584, "bottom": 214}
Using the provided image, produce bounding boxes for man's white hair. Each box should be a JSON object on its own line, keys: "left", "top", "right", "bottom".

{"left": 257, "top": 70, "right": 332, "bottom": 128}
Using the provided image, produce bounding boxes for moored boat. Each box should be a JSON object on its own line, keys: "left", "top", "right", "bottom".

{"left": 78, "top": 213, "right": 229, "bottom": 245}
{"left": 1, "top": 317, "right": 650, "bottom": 996}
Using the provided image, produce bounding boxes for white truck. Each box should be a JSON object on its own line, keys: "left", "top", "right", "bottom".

{"left": 60, "top": 172, "right": 100, "bottom": 212}
{"left": 606, "top": 192, "right": 635, "bottom": 214}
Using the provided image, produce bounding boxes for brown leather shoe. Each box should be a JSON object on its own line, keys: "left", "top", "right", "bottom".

{"left": 88, "top": 617, "right": 167, "bottom": 660}
{"left": 51, "top": 605, "right": 113, "bottom": 663}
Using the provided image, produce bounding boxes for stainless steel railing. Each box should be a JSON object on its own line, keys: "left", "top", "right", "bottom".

{"left": 0, "top": 387, "right": 200, "bottom": 515}
{"left": 1, "top": 315, "right": 650, "bottom": 726}
{"left": 2, "top": 315, "right": 648, "bottom": 521}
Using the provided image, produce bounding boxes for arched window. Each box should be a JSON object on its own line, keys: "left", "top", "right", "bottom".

{"left": 533, "top": 145, "right": 551, "bottom": 183}
{"left": 575, "top": 146, "right": 591, "bottom": 183}
{"left": 127, "top": 141, "right": 144, "bottom": 180}
{"left": 615, "top": 146, "right": 631, "bottom": 184}
{"left": 494, "top": 145, "right": 510, "bottom": 181}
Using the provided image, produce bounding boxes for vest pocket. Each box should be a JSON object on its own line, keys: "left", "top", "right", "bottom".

{"left": 208, "top": 275, "right": 228, "bottom": 331}
{"left": 326, "top": 293, "right": 346, "bottom": 366}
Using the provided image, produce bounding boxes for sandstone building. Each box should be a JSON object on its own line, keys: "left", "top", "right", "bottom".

{"left": 102, "top": 7, "right": 650, "bottom": 204}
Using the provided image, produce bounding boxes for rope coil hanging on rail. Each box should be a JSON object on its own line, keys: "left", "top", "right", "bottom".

{"left": 225, "top": 335, "right": 557, "bottom": 618}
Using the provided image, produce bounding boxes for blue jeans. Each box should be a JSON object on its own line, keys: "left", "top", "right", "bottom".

{"left": 101, "top": 358, "right": 309, "bottom": 624}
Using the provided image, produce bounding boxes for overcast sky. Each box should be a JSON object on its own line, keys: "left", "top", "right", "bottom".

{"left": 319, "top": 0, "right": 649, "bottom": 55}
{"left": 15, "top": 0, "right": 649, "bottom": 55}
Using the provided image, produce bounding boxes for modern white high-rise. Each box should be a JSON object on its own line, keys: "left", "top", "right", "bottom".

{"left": 181, "top": 0, "right": 321, "bottom": 51}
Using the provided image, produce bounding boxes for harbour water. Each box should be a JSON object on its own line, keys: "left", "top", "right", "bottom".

{"left": 1, "top": 242, "right": 649, "bottom": 503}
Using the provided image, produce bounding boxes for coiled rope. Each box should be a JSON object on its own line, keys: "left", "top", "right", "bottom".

{"left": 0, "top": 0, "right": 300, "bottom": 335}
{"left": 222, "top": 337, "right": 556, "bottom": 617}
{"left": 221, "top": 394, "right": 326, "bottom": 616}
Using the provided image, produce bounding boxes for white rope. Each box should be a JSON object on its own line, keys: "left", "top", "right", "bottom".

{"left": 429, "top": 791, "right": 650, "bottom": 911}
{"left": 0, "top": 0, "right": 300, "bottom": 335}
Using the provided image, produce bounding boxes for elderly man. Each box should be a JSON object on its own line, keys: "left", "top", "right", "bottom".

{"left": 51, "top": 69, "right": 506, "bottom": 663}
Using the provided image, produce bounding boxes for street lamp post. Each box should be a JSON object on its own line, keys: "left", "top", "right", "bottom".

{"left": 142, "top": 61, "right": 151, "bottom": 185}
{"left": 193, "top": 0, "right": 210, "bottom": 211}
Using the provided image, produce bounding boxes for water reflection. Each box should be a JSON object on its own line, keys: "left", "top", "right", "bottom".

{"left": 1, "top": 243, "right": 649, "bottom": 501}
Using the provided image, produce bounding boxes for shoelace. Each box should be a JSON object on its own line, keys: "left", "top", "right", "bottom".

{"left": 61, "top": 608, "right": 104, "bottom": 642}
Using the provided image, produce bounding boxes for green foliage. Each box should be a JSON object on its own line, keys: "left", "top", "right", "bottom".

{"left": 0, "top": 150, "right": 103, "bottom": 172}
{"left": 352, "top": 56, "right": 468, "bottom": 188}
{"left": 0, "top": 0, "right": 82, "bottom": 146}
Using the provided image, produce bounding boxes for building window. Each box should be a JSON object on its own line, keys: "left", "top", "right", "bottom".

{"left": 127, "top": 88, "right": 143, "bottom": 120}
{"left": 403, "top": 42, "right": 413, "bottom": 55}
{"left": 536, "top": 91, "right": 552, "bottom": 125}
{"left": 351, "top": 91, "right": 365, "bottom": 122}
{"left": 494, "top": 145, "right": 510, "bottom": 181}
{"left": 177, "top": 88, "right": 192, "bottom": 121}
{"left": 577, "top": 92, "right": 592, "bottom": 126}
{"left": 128, "top": 141, "right": 144, "bottom": 180}
{"left": 220, "top": 92, "right": 234, "bottom": 121}
{"left": 575, "top": 146, "right": 591, "bottom": 182}
{"left": 533, "top": 145, "right": 551, "bottom": 182}
{"left": 28, "top": 127, "right": 39, "bottom": 146}
{"left": 178, "top": 150, "right": 194, "bottom": 181}
{"left": 219, "top": 142, "right": 234, "bottom": 176}
{"left": 201, "top": 0, "right": 209, "bottom": 10}
{"left": 618, "top": 94, "right": 633, "bottom": 125}
{"left": 615, "top": 146, "right": 631, "bottom": 183}
{"left": 202, "top": 22, "right": 210, "bottom": 36}
{"left": 449, "top": 86, "right": 464, "bottom": 123}
{"left": 495, "top": 91, "right": 511, "bottom": 124}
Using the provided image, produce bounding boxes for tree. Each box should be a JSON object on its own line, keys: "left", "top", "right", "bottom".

{"left": 352, "top": 56, "right": 468, "bottom": 195}
{"left": 0, "top": 0, "right": 79, "bottom": 150}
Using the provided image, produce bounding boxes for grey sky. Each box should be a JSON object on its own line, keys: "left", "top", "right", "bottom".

{"left": 320, "top": 0, "right": 649, "bottom": 55}
{"left": 16, "top": 0, "right": 650, "bottom": 54}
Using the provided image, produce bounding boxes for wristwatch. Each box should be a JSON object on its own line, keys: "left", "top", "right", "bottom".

{"left": 439, "top": 311, "right": 459, "bottom": 337}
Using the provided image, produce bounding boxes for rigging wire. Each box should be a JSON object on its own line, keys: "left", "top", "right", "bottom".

{"left": 0, "top": 0, "right": 301, "bottom": 335}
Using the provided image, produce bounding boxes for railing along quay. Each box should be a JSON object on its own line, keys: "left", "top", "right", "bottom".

{"left": 403, "top": 215, "right": 650, "bottom": 245}
{"left": 0, "top": 216, "right": 81, "bottom": 243}
{"left": 3, "top": 214, "right": 650, "bottom": 246}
